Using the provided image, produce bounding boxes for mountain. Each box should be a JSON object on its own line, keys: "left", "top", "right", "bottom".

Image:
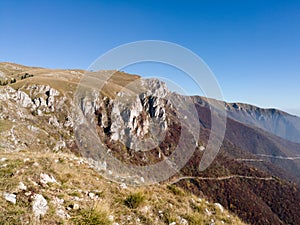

{"left": 0, "top": 62, "right": 299, "bottom": 225}
{"left": 226, "top": 102, "right": 300, "bottom": 144}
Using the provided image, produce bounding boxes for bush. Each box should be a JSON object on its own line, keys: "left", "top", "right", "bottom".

{"left": 167, "top": 184, "right": 185, "bottom": 196}
{"left": 71, "top": 207, "right": 112, "bottom": 225}
{"left": 124, "top": 192, "right": 145, "bottom": 209}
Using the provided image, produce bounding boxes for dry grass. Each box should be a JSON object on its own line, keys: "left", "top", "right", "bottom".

{"left": 0, "top": 151, "right": 247, "bottom": 225}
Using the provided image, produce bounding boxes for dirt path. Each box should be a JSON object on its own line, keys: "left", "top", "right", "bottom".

{"left": 255, "top": 154, "right": 300, "bottom": 160}
{"left": 170, "top": 174, "right": 275, "bottom": 184}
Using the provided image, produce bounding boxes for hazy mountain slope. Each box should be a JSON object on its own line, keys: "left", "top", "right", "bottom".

{"left": 194, "top": 102, "right": 300, "bottom": 185}
{"left": 192, "top": 96, "right": 300, "bottom": 144}
{"left": 226, "top": 102, "right": 300, "bottom": 144}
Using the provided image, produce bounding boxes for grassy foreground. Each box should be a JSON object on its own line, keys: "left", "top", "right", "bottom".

{"left": 0, "top": 150, "right": 247, "bottom": 225}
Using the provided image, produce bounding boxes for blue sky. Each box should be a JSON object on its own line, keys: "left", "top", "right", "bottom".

{"left": 0, "top": 0, "right": 299, "bottom": 115}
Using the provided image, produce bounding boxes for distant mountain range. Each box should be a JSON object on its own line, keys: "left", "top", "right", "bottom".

{"left": 0, "top": 62, "right": 299, "bottom": 225}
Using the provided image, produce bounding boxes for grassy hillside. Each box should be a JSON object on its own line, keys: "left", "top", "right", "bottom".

{"left": 0, "top": 150, "right": 246, "bottom": 225}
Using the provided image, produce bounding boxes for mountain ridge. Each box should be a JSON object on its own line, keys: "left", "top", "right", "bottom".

{"left": 0, "top": 62, "right": 299, "bottom": 225}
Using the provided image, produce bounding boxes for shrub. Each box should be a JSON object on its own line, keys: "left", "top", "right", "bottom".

{"left": 167, "top": 184, "right": 185, "bottom": 196}
{"left": 124, "top": 192, "right": 145, "bottom": 209}
{"left": 71, "top": 207, "right": 112, "bottom": 225}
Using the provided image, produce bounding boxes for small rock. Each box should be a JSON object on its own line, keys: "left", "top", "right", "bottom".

{"left": 33, "top": 162, "right": 39, "bottom": 167}
{"left": 140, "top": 205, "right": 151, "bottom": 214}
{"left": 0, "top": 158, "right": 7, "bottom": 162}
{"left": 52, "top": 196, "right": 64, "bottom": 205}
{"left": 37, "top": 109, "right": 42, "bottom": 116}
{"left": 23, "top": 158, "right": 30, "bottom": 162}
{"left": 199, "top": 146, "right": 206, "bottom": 151}
{"left": 18, "top": 182, "right": 27, "bottom": 191}
{"left": 32, "top": 194, "right": 48, "bottom": 218}
{"left": 53, "top": 140, "right": 66, "bottom": 151}
{"left": 88, "top": 192, "right": 95, "bottom": 199}
{"left": 214, "top": 203, "right": 224, "bottom": 213}
{"left": 169, "top": 222, "right": 176, "bottom": 225}
{"left": 56, "top": 208, "right": 70, "bottom": 219}
{"left": 120, "top": 183, "right": 127, "bottom": 189}
{"left": 3, "top": 192, "right": 16, "bottom": 204}
{"left": 25, "top": 191, "right": 32, "bottom": 196}
{"left": 108, "top": 215, "right": 114, "bottom": 221}
{"left": 179, "top": 217, "right": 188, "bottom": 225}
{"left": 73, "top": 203, "right": 80, "bottom": 210}
{"left": 205, "top": 208, "right": 212, "bottom": 216}
{"left": 40, "top": 173, "right": 58, "bottom": 185}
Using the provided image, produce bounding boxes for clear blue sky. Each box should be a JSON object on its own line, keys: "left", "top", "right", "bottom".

{"left": 1, "top": 0, "right": 299, "bottom": 115}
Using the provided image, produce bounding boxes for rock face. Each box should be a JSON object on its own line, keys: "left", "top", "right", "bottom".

{"left": 80, "top": 78, "right": 171, "bottom": 152}
{"left": 0, "top": 82, "right": 73, "bottom": 153}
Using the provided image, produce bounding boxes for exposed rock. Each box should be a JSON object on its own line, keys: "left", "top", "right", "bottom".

{"left": 0, "top": 71, "right": 5, "bottom": 78}
{"left": 140, "top": 205, "right": 151, "bottom": 214}
{"left": 3, "top": 192, "right": 16, "bottom": 204}
{"left": 120, "top": 183, "right": 127, "bottom": 189}
{"left": 18, "top": 182, "right": 27, "bottom": 191}
{"left": 32, "top": 194, "right": 49, "bottom": 219}
{"left": 51, "top": 197, "right": 70, "bottom": 219}
{"left": 53, "top": 140, "right": 66, "bottom": 151}
{"left": 56, "top": 208, "right": 70, "bottom": 220}
{"left": 16, "top": 90, "right": 32, "bottom": 108}
{"left": 64, "top": 116, "right": 74, "bottom": 127}
{"left": 72, "top": 203, "right": 80, "bottom": 210}
{"left": 205, "top": 208, "right": 212, "bottom": 216}
{"left": 179, "top": 217, "right": 188, "bottom": 225}
{"left": 214, "top": 203, "right": 224, "bottom": 213}
{"left": 97, "top": 89, "right": 169, "bottom": 151}
{"left": 49, "top": 115, "right": 60, "bottom": 127}
{"left": 40, "top": 173, "right": 59, "bottom": 185}
{"left": 199, "top": 146, "right": 206, "bottom": 151}
{"left": 108, "top": 215, "right": 114, "bottom": 221}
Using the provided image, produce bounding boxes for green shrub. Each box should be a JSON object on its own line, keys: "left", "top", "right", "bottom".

{"left": 167, "top": 185, "right": 185, "bottom": 196}
{"left": 124, "top": 192, "right": 145, "bottom": 209}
